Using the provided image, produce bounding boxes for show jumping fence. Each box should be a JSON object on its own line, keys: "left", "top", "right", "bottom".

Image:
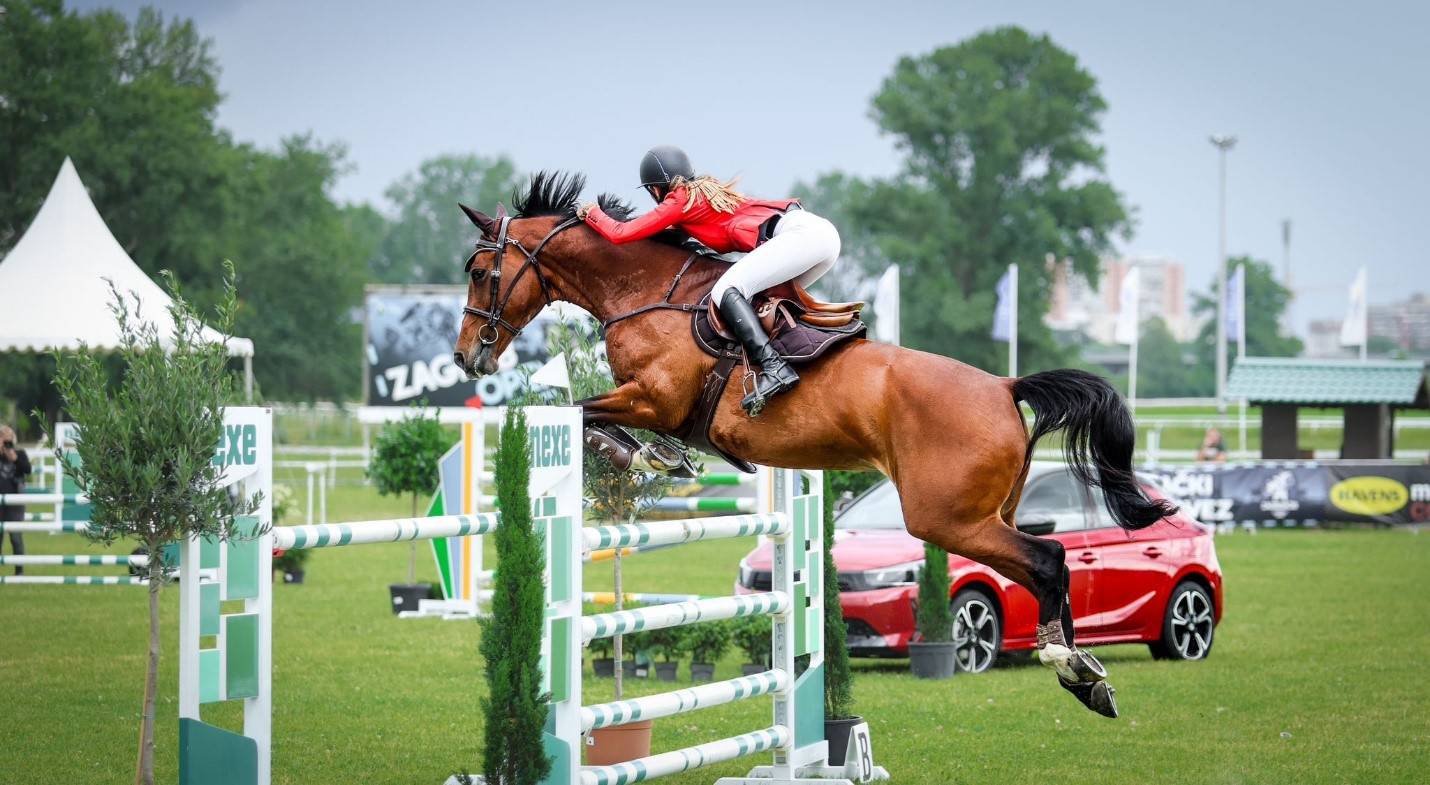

{"left": 177, "top": 406, "right": 880, "bottom": 785}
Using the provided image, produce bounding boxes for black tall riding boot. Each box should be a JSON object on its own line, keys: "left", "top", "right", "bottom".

{"left": 718, "top": 290, "right": 800, "bottom": 416}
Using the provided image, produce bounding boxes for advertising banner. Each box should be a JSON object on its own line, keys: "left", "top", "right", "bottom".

{"left": 1140, "top": 461, "right": 1430, "bottom": 527}
{"left": 364, "top": 286, "right": 589, "bottom": 409}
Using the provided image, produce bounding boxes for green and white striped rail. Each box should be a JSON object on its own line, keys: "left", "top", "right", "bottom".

{"left": 0, "top": 574, "right": 146, "bottom": 585}
{"left": 580, "top": 669, "right": 789, "bottom": 732}
{"left": 271, "top": 513, "right": 499, "bottom": 549}
{"left": 581, "top": 592, "right": 789, "bottom": 642}
{"left": 651, "top": 496, "right": 755, "bottom": 513}
{"left": 0, "top": 553, "right": 147, "bottom": 567}
{"left": 582, "top": 513, "right": 786, "bottom": 550}
{"left": 580, "top": 726, "right": 790, "bottom": 785}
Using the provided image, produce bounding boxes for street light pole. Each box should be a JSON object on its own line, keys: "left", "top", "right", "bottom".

{"left": 1210, "top": 134, "right": 1237, "bottom": 413}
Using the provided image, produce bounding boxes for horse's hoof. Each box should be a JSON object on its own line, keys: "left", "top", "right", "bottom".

{"left": 1068, "top": 648, "right": 1108, "bottom": 684}
{"left": 1060, "top": 677, "right": 1118, "bottom": 718}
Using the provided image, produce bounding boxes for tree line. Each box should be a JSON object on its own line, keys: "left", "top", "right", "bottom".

{"left": 1, "top": 3, "right": 1296, "bottom": 423}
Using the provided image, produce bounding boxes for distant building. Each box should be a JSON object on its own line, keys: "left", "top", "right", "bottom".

{"left": 1046, "top": 255, "right": 1192, "bottom": 343}
{"left": 1305, "top": 293, "right": 1429, "bottom": 359}
{"left": 1304, "top": 319, "right": 1352, "bottom": 358}
{"left": 1369, "top": 292, "right": 1430, "bottom": 356}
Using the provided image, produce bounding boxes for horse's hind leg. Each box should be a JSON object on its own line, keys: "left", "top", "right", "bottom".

{"left": 903, "top": 508, "right": 1118, "bottom": 718}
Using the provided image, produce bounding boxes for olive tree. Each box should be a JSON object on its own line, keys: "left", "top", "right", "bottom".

{"left": 46, "top": 264, "right": 258, "bottom": 785}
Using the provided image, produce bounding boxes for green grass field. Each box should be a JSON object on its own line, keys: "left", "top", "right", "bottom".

{"left": 3, "top": 482, "right": 1428, "bottom": 784}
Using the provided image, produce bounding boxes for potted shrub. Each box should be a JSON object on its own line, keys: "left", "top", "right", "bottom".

{"left": 682, "top": 620, "right": 732, "bottom": 682}
{"left": 544, "top": 322, "right": 673, "bottom": 764}
{"left": 732, "top": 613, "right": 771, "bottom": 676}
{"left": 587, "top": 610, "right": 616, "bottom": 677}
{"left": 647, "top": 626, "right": 684, "bottom": 682}
{"left": 908, "top": 542, "right": 957, "bottom": 679}
{"left": 821, "top": 472, "right": 862, "bottom": 764}
{"left": 367, "top": 405, "right": 449, "bottom": 615}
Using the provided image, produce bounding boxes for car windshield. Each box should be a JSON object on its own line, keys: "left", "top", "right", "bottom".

{"left": 834, "top": 482, "right": 905, "bottom": 530}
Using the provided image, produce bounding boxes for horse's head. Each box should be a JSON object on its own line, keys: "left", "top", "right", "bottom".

{"left": 452, "top": 206, "right": 563, "bottom": 378}
{"left": 453, "top": 172, "right": 594, "bottom": 379}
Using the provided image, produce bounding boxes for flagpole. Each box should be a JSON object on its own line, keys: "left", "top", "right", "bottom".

{"left": 1360, "top": 268, "right": 1369, "bottom": 361}
{"left": 1236, "top": 263, "right": 1247, "bottom": 457}
{"left": 1008, "top": 263, "right": 1018, "bottom": 378}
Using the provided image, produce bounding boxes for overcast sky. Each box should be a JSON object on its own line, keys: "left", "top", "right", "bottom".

{"left": 74, "top": 0, "right": 1430, "bottom": 333}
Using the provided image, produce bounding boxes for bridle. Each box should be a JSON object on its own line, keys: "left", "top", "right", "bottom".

{"left": 462, "top": 214, "right": 580, "bottom": 356}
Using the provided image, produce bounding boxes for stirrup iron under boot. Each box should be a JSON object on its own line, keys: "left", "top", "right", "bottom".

{"left": 717, "top": 290, "right": 800, "bottom": 416}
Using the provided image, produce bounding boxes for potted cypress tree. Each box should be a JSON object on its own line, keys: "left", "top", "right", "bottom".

{"left": 46, "top": 268, "right": 259, "bottom": 785}
{"left": 732, "top": 614, "right": 772, "bottom": 676}
{"left": 367, "top": 405, "right": 449, "bottom": 614}
{"left": 682, "top": 620, "right": 732, "bottom": 682}
{"left": 477, "top": 407, "right": 550, "bottom": 785}
{"left": 821, "top": 472, "right": 861, "bottom": 764}
{"left": 908, "top": 542, "right": 957, "bottom": 679}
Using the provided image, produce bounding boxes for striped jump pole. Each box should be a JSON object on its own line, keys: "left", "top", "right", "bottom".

{"left": 0, "top": 521, "right": 91, "bottom": 534}
{"left": 0, "top": 575, "right": 147, "bottom": 585}
{"left": 0, "top": 493, "right": 88, "bottom": 505}
{"left": 0, "top": 553, "right": 146, "bottom": 567}
{"left": 651, "top": 496, "right": 755, "bottom": 513}
{"left": 272, "top": 514, "right": 498, "bottom": 550}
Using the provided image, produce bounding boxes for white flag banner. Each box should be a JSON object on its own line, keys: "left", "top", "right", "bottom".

{"left": 991, "top": 266, "right": 1014, "bottom": 342}
{"left": 1225, "top": 263, "right": 1246, "bottom": 346}
{"left": 1114, "top": 267, "right": 1141, "bottom": 345}
{"left": 873, "top": 265, "right": 900, "bottom": 345}
{"left": 530, "top": 352, "right": 571, "bottom": 389}
{"left": 1339, "top": 267, "right": 1367, "bottom": 347}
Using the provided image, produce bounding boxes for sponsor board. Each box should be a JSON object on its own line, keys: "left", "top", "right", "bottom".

{"left": 1141, "top": 461, "right": 1428, "bottom": 526}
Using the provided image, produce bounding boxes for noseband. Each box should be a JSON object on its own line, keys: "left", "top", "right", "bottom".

{"left": 462, "top": 215, "right": 580, "bottom": 347}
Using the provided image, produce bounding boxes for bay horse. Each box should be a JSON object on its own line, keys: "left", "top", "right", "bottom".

{"left": 453, "top": 172, "right": 1174, "bottom": 718}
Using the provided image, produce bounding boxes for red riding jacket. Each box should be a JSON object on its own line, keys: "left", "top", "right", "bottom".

{"left": 583, "top": 186, "right": 798, "bottom": 254}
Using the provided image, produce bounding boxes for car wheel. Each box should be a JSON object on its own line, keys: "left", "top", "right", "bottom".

{"left": 950, "top": 590, "right": 1001, "bottom": 674}
{"left": 1150, "top": 581, "right": 1215, "bottom": 661}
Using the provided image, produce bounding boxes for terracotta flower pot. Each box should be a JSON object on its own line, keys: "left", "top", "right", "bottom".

{"left": 586, "top": 720, "right": 654, "bottom": 766}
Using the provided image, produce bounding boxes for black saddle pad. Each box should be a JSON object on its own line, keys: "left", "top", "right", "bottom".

{"left": 691, "top": 296, "right": 866, "bottom": 364}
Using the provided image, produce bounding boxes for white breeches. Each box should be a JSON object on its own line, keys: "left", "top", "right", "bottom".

{"left": 710, "top": 209, "right": 841, "bottom": 302}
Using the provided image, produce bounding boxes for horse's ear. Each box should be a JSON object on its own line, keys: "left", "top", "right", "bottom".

{"left": 495, "top": 202, "right": 508, "bottom": 222}
{"left": 459, "top": 203, "right": 496, "bottom": 237}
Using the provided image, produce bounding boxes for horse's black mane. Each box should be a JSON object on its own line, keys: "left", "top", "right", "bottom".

{"left": 512, "top": 170, "right": 687, "bottom": 247}
{"left": 510, "top": 170, "right": 631, "bottom": 220}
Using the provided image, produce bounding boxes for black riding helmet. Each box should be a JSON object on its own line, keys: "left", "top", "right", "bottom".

{"left": 638, "top": 145, "right": 694, "bottom": 200}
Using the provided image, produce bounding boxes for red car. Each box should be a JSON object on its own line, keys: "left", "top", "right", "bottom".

{"left": 736, "top": 463, "right": 1223, "bottom": 673}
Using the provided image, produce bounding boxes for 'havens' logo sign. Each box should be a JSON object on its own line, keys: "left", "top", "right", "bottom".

{"left": 1329, "top": 476, "right": 1408, "bottom": 517}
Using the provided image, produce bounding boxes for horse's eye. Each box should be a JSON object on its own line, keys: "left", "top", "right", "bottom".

{"left": 470, "top": 269, "right": 488, "bottom": 282}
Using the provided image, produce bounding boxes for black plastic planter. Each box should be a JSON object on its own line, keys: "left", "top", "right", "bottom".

{"left": 282, "top": 570, "right": 305, "bottom": 584}
{"left": 654, "top": 662, "right": 678, "bottom": 682}
{"left": 740, "top": 663, "right": 765, "bottom": 676}
{"left": 592, "top": 658, "right": 615, "bottom": 678}
{"left": 824, "top": 715, "right": 864, "bottom": 766}
{"left": 689, "top": 662, "right": 716, "bottom": 682}
{"left": 908, "top": 641, "right": 957, "bottom": 679}
{"left": 388, "top": 583, "right": 432, "bottom": 615}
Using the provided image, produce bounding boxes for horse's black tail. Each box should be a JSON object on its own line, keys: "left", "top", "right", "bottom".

{"left": 1012, "top": 369, "right": 1177, "bottom": 531}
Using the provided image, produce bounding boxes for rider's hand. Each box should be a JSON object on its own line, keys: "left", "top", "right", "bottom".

{"left": 575, "top": 202, "right": 596, "bottom": 220}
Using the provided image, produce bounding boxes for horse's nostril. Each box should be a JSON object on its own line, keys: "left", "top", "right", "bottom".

{"left": 453, "top": 351, "right": 465, "bottom": 370}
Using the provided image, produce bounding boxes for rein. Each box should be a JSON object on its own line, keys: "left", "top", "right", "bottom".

{"left": 463, "top": 215, "right": 580, "bottom": 346}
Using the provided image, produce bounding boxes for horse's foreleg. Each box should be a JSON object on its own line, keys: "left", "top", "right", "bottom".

{"left": 576, "top": 384, "right": 697, "bottom": 477}
{"left": 576, "top": 382, "right": 666, "bottom": 431}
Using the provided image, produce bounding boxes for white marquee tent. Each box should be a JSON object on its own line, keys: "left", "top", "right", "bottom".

{"left": 0, "top": 158, "right": 254, "bottom": 395}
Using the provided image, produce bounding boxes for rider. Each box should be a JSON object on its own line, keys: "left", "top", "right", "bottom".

{"left": 576, "top": 145, "right": 841, "bottom": 416}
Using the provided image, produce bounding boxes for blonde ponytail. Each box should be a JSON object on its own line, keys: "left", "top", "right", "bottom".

{"left": 670, "top": 175, "right": 746, "bottom": 214}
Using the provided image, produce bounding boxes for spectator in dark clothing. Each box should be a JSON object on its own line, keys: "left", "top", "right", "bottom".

{"left": 1, "top": 424, "right": 32, "bottom": 575}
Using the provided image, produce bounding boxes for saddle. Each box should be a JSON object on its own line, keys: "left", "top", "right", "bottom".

{"left": 675, "top": 283, "right": 867, "bottom": 472}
